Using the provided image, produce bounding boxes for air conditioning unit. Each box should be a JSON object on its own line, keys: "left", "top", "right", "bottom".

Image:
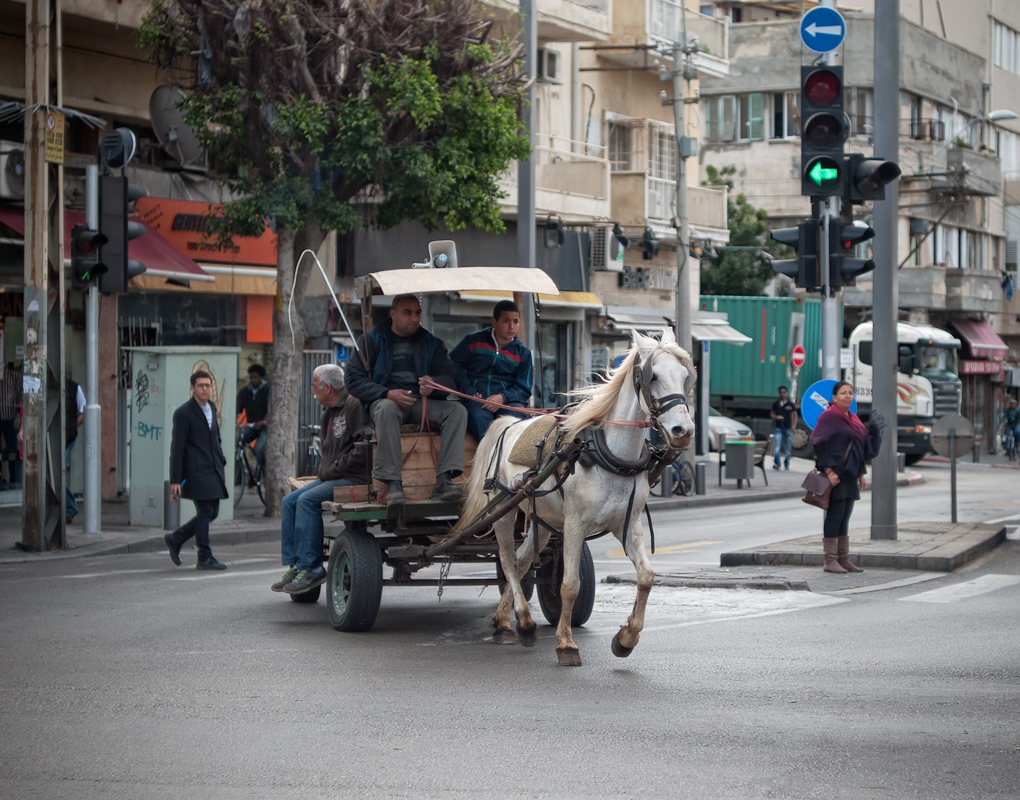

{"left": 0, "top": 142, "right": 25, "bottom": 200}
{"left": 592, "top": 226, "right": 626, "bottom": 272}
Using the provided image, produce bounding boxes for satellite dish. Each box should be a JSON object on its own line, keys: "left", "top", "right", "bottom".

{"left": 148, "top": 86, "right": 205, "bottom": 166}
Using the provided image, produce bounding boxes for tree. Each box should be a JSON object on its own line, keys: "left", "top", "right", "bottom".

{"left": 699, "top": 165, "right": 792, "bottom": 296}
{"left": 140, "top": 0, "right": 529, "bottom": 515}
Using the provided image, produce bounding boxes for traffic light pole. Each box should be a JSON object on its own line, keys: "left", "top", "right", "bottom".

{"left": 820, "top": 199, "right": 841, "bottom": 380}
{"left": 84, "top": 165, "right": 101, "bottom": 535}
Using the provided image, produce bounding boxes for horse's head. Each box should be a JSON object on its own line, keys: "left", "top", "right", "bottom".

{"left": 632, "top": 328, "right": 696, "bottom": 451}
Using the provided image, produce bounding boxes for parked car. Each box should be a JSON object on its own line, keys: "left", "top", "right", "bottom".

{"left": 708, "top": 408, "right": 754, "bottom": 451}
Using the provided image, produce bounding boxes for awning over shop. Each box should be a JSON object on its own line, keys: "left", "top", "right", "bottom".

{"left": 458, "top": 289, "right": 601, "bottom": 309}
{"left": 951, "top": 319, "right": 1008, "bottom": 360}
{"left": 691, "top": 318, "right": 752, "bottom": 344}
{"left": 132, "top": 265, "right": 278, "bottom": 295}
{"left": 602, "top": 309, "right": 670, "bottom": 333}
{"left": 0, "top": 206, "right": 213, "bottom": 284}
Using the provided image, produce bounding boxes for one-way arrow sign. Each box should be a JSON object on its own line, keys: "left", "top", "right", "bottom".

{"left": 800, "top": 7, "right": 846, "bottom": 53}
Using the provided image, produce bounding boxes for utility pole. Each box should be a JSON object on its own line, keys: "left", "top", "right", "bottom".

{"left": 518, "top": 0, "right": 537, "bottom": 390}
{"left": 871, "top": 0, "right": 900, "bottom": 540}
{"left": 23, "top": 0, "right": 66, "bottom": 550}
{"left": 84, "top": 165, "right": 100, "bottom": 535}
{"left": 818, "top": 0, "right": 840, "bottom": 381}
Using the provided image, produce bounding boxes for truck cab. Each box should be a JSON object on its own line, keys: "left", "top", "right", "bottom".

{"left": 846, "top": 322, "right": 962, "bottom": 462}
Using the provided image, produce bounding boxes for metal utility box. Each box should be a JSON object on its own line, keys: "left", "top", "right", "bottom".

{"left": 126, "top": 347, "right": 239, "bottom": 527}
{"left": 723, "top": 440, "right": 755, "bottom": 484}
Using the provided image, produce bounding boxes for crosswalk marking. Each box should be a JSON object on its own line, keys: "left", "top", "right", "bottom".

{"left": 899, "top": 574, "right": 1020, "bottom": 604}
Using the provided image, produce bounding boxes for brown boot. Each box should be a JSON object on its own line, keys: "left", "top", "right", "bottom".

{"left": 823, "top": 537, "right": 848, "bottom": 573}
{"left": 837, "top": 535, "right": 864, "bottom": 572}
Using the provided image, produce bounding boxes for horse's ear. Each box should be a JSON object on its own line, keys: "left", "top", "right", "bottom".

{"left": 660, "top": 327, "right": 676, "bottom": 346}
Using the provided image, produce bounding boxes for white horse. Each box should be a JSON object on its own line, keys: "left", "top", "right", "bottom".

{"left": 455, "top": 328, "right": 696, "bottom": 666}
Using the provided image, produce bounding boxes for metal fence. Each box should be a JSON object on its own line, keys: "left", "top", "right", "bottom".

{"left": 297, "top": 350, "right": 333, "bottom": 476}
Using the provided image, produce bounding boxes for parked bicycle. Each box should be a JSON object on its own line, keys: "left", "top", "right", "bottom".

{"left": 649, "top": 458, "right": 695, "bottom": 497}
{"left": 302, "top": 423, "right": 322, "bottom": 476}
{"left": 234, "top": 424, "right": 265, "bottom": 507}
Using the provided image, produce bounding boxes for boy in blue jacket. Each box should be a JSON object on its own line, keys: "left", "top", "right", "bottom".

{"left": 450, "top": 300, "right": 534, "bottom": 440}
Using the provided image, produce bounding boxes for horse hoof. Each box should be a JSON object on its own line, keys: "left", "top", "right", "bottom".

{"left": 517, "top": 628, "right": 537, "bottom": 648}
{"left": 493, "top": 629, "right": 516, "bottom": 645}
{"left": 556, "top": 647, "right": 582, "bottom": 667}
{"left": 611, "top": 632, "right": 634, "bottom": 658}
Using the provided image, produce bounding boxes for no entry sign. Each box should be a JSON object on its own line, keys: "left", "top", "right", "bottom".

{"left": 791, "top": 344, "right": 806, "bottom": 369}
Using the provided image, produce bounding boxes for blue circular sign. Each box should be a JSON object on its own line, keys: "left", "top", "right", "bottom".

{"left": 801, "top": 379, "right": 857, "bottom": 429}
{"left": 800, "top": 7, "right": 846, "bottom": 54}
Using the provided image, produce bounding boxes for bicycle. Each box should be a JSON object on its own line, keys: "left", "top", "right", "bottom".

{"left": 649, "top": 459, "right": 695, "bottom": 497}
{"left": 302, "top": 424, "right": 322, "bottom": 476}
{"left": 234, "top": 425, "right": 265, "bottom": 507}
{"left": 1001, "top": 425, "right": 1018, "bottom": 462}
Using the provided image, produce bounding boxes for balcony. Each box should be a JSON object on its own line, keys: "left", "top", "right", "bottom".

{"left": 945, "top": 268, "right": 1001, "bottom": 313}
{"left": 609, "top": 172, "right": 727, "bottom": 239}
{"left": 847, "top": 265, "right": 1002, "bottom": 315}
{"left": 930, "top": 147, "right": 1004, "bottom": 198}
{"left": 500, "top": 136, "right": 611, "bottom": 221}
{"left": 486, "top": 0, "right": 612, "bottom": 43}
{"left": 597, "top": 1, "right": 729, "bottom": 78}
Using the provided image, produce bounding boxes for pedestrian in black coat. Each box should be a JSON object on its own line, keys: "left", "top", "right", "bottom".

{"left": 164, "top": 370, "right": 229, "bottom": 570}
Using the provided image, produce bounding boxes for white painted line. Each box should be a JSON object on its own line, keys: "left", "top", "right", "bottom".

{"left": 899, "top": 574, "right": 1020, "bottom": 604}
{"left": 982, "top": 514, "right": 1020, "bottom": 524}
{"left": 61, "top": 568, "right": 165, "bottom": 579}
{"left": 828, "top": 572, "right": 944, "bottom": 595}
{"left": 173, "top": 567, "right": 286, "bottom": 581}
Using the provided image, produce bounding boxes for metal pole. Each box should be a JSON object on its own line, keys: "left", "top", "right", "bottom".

{"left": 518, "top": 0, "right": 537, "bottom": 388}
{"left": 84, "top": 165, "right": 101, "bottom": 535}
{"left": 819, "top": 0, "right": 840, "bottom": 382}
{"left": 949, "top": 431, "right": 957, "bottom": 523}
{"left": 871, "top": 0, "right": 900, "bottom": 540}
{"left": 672, "top": 43, "right": 691, "bottom": 362}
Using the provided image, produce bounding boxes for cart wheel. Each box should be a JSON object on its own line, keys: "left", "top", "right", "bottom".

{"left": 289, "top": 584, "right": 321, "bottom": 604}
{"left": 496, "top": 559, "right": 535, "bottom": 602}
{"left": 326, "top": 528, "right": 383, "bottom": 632}
{"left": 537, "top": 542, "right": 596, "bottom": 627}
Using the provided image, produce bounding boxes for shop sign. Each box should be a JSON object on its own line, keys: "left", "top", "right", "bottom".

{"left": 45, "top": 111, "right": 64, "bottom": 165}
{"left": 961, "top": 359, "right": 1003, "bottom": 375}
{"left": 618, "top": 265, "right": 674, "bottom": 291}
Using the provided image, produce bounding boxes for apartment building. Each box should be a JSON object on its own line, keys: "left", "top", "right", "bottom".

{"left": 699, "top": 1, "right": 1020, "bottom": 445}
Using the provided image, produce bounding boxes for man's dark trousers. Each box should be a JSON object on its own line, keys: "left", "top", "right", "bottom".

{"left": 167, "top": 499, "right": 220, "bottom": 562}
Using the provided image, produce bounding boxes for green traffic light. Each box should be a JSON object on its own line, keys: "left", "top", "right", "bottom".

{"left": 805, "top": 156, "right": 841, "bottom": 191}
{"left": 809, "top": 161, "right": 838, "bottom": 184}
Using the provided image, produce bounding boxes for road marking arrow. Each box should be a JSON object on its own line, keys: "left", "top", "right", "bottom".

{"left": 806, "top": 23, "right": 843, "bottom": 37}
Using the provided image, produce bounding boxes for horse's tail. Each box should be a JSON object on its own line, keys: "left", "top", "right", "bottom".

{"left": 451, "top": 415, "right": 520, "bottom": 535}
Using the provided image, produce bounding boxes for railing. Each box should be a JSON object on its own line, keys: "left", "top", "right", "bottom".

{"left": 645, "top": 179, "right": 727, "bottom": 230}
{"left": 903, "top": 118, "right": 947, "bottom": 142}
{"left": 503, "top": 137, "right": 609, "bottom": 200}
{"left": 649, "top": 2, "right": 728, "bottom": 60}
{"left": 575, "top": 0, "right": 609, "bottom": 12}
{"left": 646, "top": 176, "right": 675, "bottom": 222}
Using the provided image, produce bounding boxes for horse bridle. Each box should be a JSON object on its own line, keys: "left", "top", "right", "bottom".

{"left": 631, "top": 349, "right": 690, "bottom": 437}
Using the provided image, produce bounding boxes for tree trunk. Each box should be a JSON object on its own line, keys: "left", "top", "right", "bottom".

{"left": 263, "top": 225, "right": 325, "bottom": 516}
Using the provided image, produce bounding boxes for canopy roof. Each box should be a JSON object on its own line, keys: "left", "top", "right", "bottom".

{"left": 356, "top": 267, "right": 559, "bottom": 299}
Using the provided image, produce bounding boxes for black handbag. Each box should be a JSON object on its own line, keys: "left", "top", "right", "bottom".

{"left": 801, "top": 441, "right": 853, "bottom": 510}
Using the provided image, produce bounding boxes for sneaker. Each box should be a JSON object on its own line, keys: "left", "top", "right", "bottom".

{"left": 784, "top": 464, "right": 790, "bottom": 471}
{"left": 772, "top": 464, "right": 781, "bottom": 471}
{"left": 432, "top": 472, "right": 463, "bottom": 502}
{"left": 196, "top": 557, "right": 227, "bottom": 571}
{"left": 283, "top": 567, "right": 327, "bottom": 594}
{"left": 386, "top": 480, "right": 406, "bottom": 506}
{"left": 271, "top": 566, "right": 300, "bottom": 592}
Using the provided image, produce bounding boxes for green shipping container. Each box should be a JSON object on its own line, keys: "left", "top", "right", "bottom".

{"left": 698, "top": 296, "right": 829, "bottom": 407}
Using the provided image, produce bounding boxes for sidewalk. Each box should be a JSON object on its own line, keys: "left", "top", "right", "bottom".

{"left": 1, "top": 453, "right": 1014, "bottom": 582}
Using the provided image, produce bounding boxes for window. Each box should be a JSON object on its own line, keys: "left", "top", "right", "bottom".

{"left": 607, "top": 123, "right": 633, "bottom": 171}
{"left": 845, "top": 88, "right": 873, "bottom": 138}
{"left": 649, "top": 125, "right": 676, "bottom": 181}
{"left": 995, "top": 21, "right": 1020, "bottom": 75}
{"left": 771, "top": 92, "right": 799, "bottom": 139}
{"left": 537, "top": 48, "right": 562, "bottom": 84}
{"left": 704, "top": 93, "right": 764, "bottom": 142}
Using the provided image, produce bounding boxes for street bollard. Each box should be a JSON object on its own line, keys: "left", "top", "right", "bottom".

{"left": 695, "top": 462, "right": 706, "bottom": 495}
{"left": 163, "top": 480, "right": 180, "bottom": 531}
{"left": 972, "top": 441, "right": 981, "bottom": 463}
{"left": 896, "top": 452, "right": 906, "bottom": 473}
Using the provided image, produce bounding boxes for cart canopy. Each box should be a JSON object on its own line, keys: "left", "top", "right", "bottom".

{"left": 356, "top": 267, "right": 560, "bottom": 299}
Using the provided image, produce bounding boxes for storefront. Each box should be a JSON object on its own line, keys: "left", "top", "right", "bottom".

{"left": 950, "top": 319, "right": 1008, "bottom": 448}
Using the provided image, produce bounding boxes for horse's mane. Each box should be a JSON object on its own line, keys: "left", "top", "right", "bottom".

{"left": 561, "top": 335, "right": 693, "bottom": 440}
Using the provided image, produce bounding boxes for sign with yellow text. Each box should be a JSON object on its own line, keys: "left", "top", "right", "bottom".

{"left": 45, "top": 111, "right": 64, "bottom": 165}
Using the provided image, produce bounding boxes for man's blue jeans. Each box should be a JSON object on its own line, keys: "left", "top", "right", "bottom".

{"left": 65, "top": 441, "right": 78, "bottom": 518}
{"left": 281, "top": 478, "right": 358, "bottom": 571}
{"left": 773, "top": 427, "right": 793, "bottom": 468}
{"left": 464, "top": 401, "right": 527, "bottom": 441}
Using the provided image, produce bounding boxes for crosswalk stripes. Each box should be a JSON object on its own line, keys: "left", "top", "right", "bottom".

{"left": 899, "top": 574, "right": 1020, "bottom": 604}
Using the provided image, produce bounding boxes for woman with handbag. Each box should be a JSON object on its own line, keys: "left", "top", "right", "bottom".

{"left": 810, "top": 381, "right": 883, "bottom": 573}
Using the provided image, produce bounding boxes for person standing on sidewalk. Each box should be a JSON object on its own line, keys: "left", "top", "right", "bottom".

{"left": 770, "top": 385, "right": 798, "bottom": 471}
{"left": 65, "top": 378, "right": 85, "bottom": 523}
{"left": 810, "top": 381, "right": 883, "bottom": 574}
{"left": 272, "top": 363, "right": 367, "bottom": 596}
{"left": 164, "top": 370, "right": 229, "bottom": 571}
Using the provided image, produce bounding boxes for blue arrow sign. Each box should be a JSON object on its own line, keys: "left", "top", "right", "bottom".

{"left": 800, "top": 7, "right": 846, "bottom": 53}
{"left": 801, "top": 379, "right": 857, "bottom": 430}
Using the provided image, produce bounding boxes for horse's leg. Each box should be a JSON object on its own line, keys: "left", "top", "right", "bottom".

{"left": 493, "top": 513, "right": 538, "bottom": 647}
{"left": 554, "top": 517, "right": 584, "bottom": 666}
{"left": 611, "top": 517, "right": 654, "bottom": 658}
{"left": 512, "top": 510, "right": 550, "bottom": 586}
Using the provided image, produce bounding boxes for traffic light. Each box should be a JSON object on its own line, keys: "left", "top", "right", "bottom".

{"left": 71, "top": 223, "right": 108, "bottom": 287}
{"left": 800, "top": 65, "right": 847, "bottom": 197}
{"left": 98, "top": 174, "right": 148, "bottom": 293}
{"left": 770, "top": 221, "right": 819, "bottom": 290}
{"left": 829, "top": 220, "right": 875, "bottom": 288}
{"left": 844, "top": 153, "right": 902, "bottom": 203}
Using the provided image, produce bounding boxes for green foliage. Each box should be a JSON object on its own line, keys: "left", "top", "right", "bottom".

{"left": 699, "top": 165, "right": 793, "bottom": 296}
{"left": 138, "top": 0, "right": 529, "bottom": 242}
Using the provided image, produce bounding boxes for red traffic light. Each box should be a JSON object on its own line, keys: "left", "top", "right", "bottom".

{"left": 803, "top": 68, "right": 841, "bottom": 105}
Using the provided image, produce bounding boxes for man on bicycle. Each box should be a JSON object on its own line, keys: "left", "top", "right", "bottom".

{"left": 1003, "top": 398, "right": 1020, "bottom": 455}
{"left": 236, "top": 364, "right": 269, "bottom": 474}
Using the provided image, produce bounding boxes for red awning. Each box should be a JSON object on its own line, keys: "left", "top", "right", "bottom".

{"left": 0, "top": 206, "right": 213, "bottom": 284}
{"left": 951, "top": 319, "right": 1008, "bottom": 360}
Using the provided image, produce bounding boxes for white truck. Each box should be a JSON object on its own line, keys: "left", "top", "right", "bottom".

{"left": 845, "top": 321, "right": 963, "bottom": 464}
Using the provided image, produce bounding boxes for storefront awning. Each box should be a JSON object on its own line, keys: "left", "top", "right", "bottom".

{"left": 951, "top": 319, "right": 1008, "bottom": 360}
{"left": 458, "top": 290, "right": 602, "bottom": 309}
{"left": 132, "top": 265, "right": 278, "bottom": 295}
{"left": 691, "top": 319, "right": 752, "bottom": 344}
{"left": 602, "top": 310, "right": 670, "bottom": 333}
{"left": 0, "top": 206, "right": 213, "bottom": 284}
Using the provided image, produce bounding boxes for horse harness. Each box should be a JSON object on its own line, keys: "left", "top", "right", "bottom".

{"left": 484, "top": 350, "right": 691, "bottom": 560}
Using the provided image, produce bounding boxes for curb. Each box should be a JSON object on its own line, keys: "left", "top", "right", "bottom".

{"left": 605, "top": 574, "right": 810, "bottom": 591}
